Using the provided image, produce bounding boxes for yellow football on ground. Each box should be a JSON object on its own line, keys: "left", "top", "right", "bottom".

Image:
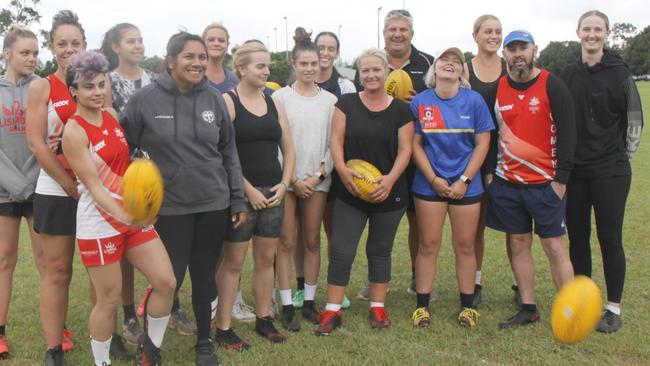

{"left": 551, "top": 275, "right": 602, "bottom": 344}
{"left": 121, "top": 158, "right": 164, "bottom": 222}
{"left": 346, "top": 159, "right": 382, "bottom": 203}
{"left": 384, "top": 69, "right": 414, "bottom": 101}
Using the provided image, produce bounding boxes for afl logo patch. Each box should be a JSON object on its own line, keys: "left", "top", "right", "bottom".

{"left": 202, "top": 110, "right": 215, "bottom": 123}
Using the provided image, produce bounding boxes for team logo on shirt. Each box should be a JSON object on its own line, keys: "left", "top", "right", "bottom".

{"left": 104, "top": 241, "right": 117, "bottom": 255}
{"left": 202, "top": 110, "right": 215, "bottom": 123}
{"left": 114, "top": 128, "right": 124, "bottom": 138}
{"left": 529, "top": 97, "right": 541, "bottom": 114}
{"left": 102, "top": 129, "right": 109, "bottom": 136}
{"left": 418, "top": 105, "right": 446, "bottom": 131}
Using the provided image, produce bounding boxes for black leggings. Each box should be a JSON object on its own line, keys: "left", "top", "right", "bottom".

{"left": 566, "top": 175, "right": 630, "bottom": 303}
{"left": 155, "top": 210, "right": 228, "bottom": 340}
{"left": 327, "top": 199, "right": 405, "bottom": 286}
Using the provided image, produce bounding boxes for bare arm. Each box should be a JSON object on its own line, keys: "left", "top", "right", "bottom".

{"left": 267, "top": 100, "right": 296, "bottom": 207}
{"left": 61, "top": 120, "right": 130, "bottom": 223}
{"left": 25, "top": 79, "right": 78, "bottom": 198}
{"left": 412, "top": 133, "right": 450, "bottom": 197}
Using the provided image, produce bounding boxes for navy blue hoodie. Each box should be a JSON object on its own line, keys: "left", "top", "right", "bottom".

{"left": 121, "top": 71, "right": 247, "bottom": 215}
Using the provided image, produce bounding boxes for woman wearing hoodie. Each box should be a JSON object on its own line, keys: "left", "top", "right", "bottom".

{"left": 560, "top": 10, "right": 644, "bottom": 334}
{"left": 122, "top": 32, "right": 247, "bottom": 366}
{"left": 0, "top": 25, "right": 45, "bottom": 360}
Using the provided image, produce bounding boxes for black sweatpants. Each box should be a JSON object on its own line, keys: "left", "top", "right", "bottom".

{"left": 327, "top": 199, "right": 405, "bottom": 286}
{"left": 155, "top": 210, "right": 229, "bottom": 340}
{"left": 566, "top": 175, "right": 630, "bottom": 303}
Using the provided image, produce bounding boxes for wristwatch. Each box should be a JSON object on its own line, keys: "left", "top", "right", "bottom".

{"left": 460, "top": 175, "right": 471, "bottom": 185}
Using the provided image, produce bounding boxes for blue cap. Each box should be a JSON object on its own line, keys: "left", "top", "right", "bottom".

{"left": 503, "top": 30, "right": 535, "bottom": 47}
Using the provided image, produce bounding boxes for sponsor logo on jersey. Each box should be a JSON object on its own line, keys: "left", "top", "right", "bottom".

{"left": 102, "top": 129, "right": 109, "bottom": 136}
{"left": 517, "top": 95, "right": 525, "bottom": 101}
{"left": 154, "top": 115, "right": 174, "bottom": 119}
{"left": 499, "top": 104, "right": 514, "bottom": 112}
{"left": 418, "top": 105, "right": 446, "bottom": 130}
{"left": 529, "top": 96, "right": 541, "bottom": 114}
{"left": 202, "top": 110, "right": 215, "bottom": 123}
{"left": 460, "top": 115, "right": 470, "bottom": 119}
{"left": 114, "top": 128, "right": 124, "bottom": 138}
{"left": 92, "top": 140, "right": 106, "bottom": 153}
{"left": 52, "top": 100, "right": 70, "bottom": 108}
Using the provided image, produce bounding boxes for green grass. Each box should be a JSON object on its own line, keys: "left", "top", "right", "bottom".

{"left": 4, "top": 83, "right": 650, "bottom": 365}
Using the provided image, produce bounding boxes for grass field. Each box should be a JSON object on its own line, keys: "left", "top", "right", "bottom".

{"left": 3, "top": 83, "right": 650, "bottom": 365}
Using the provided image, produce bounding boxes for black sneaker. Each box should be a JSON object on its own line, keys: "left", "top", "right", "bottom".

{"left": 596, "top": 310, "right": 622, "bottom": 333}
{"left": 498, "top": 309, "right": 540, "bottom": 329}
{"left": 44, "top": 345, "right": 66, "bottom": 366}
{"left": 195, "top": 338, "right": 220, "bottom": 366}
{"left": 301, "top": 305, "right": 320, "bottom": 324}
{"left": 280, "top": 306, "right": 301, "bottom": 332}
{"left": 472, "top": 284, "right": 482, "bottom": 307}
{"left": 215, "top": 328, "right": 251, "bottom": 351}
{"left": 255, "top": 316, "right": 286, "bottom": 343}
{"left": 511, "top": 285, "right": 522, "bottom": 309}
{"left": 110, "top": 332, "right": 134, "bottom": 361}
{"left": 136, "top": 333, "right": 161, "bottom": 366}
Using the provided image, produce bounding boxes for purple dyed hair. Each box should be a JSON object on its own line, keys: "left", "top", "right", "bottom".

{"left": 65, "top": 51, "right": 109, "bottom": 87}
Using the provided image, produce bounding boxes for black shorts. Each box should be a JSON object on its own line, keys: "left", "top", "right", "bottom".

{"left": 226, "top": 187, "right": 284, "bottom": 242}
{"left": 414, "top": 193, "right": 482, "bottom": 205}
{"left": 33, "top": 193, "right": 77, "bottom": 235}
{"left": 0, "top": 201, "right": 33, "bottom": 218}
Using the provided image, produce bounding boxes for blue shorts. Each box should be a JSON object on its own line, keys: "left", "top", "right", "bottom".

{"left": 486, "top": 179, "right": 566, "bottom": 238}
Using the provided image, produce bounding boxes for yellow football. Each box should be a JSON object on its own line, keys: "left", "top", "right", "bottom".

{"left": 551, "top": 275, "right": 602, "bottom": 344}
{"left": 346, "top": 159, "right": 382, "bottom": 203}
{"left": 384, "top": 69, "right": 414, "bottom": 101}
{"left": 121, "top": 158, "right": 164, "bottom": 222}
{"left": 265, "top": 81, "right": 282, "bottom": 91}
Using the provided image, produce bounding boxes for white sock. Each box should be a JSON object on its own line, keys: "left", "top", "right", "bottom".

{"left": 304, "top": 283, "right": 317, "bottom": 301}
{"left": 90, "top": 337, "right": 111, "bottom": 366}
{"left": 211, "top": 297, "right": 218, "bottom": 319}
{"left": 325, "top": 303, "right": 341, "bottom": 312}
{"left": 370, "top": 302, "right": 384, "bottom": 308}
{"left": 234, "top": 290, "right": 243, "bottom": 304}
{"left": 606, "top": 302, "right": 621, "bottom": 315}
{"left": 279, "top": 289, "right": 293, "bottom": 306}
{"left": 475, "top": 271, "right": 482, "bottom": 286}
{"left": 147, "top": 314, "right": 170, "bottom": 348}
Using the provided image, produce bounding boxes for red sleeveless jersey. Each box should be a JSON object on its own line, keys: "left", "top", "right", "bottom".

{"left": 72, "top": 111, "right": 131, "bottom": 239}
{"left": 48, "top": 74, "right": 77, "bottom": 180}
{"left": 494, "top": 70, "right": 557, "bottom": 185}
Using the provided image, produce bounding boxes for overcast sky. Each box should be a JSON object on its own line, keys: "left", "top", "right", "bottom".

{"left": 5, "top": 0, "right": 649, "bottom": 64}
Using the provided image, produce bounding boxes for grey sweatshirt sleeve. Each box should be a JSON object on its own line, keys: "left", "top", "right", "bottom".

{"left": 121, "top": 92, "right": 144, "bottom": 151}
{"left": 0, "top": 151, "right": 35, "bottom": 201}
{"left": 624, "top": 76, "right": 643, "bottom": 159}
{"left": 216, "top": 95, "right": 247, "bottom": 215}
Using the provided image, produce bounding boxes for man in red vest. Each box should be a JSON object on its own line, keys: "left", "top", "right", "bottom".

{"left": 487, "top": 30, "right": 576, "bottom": 328}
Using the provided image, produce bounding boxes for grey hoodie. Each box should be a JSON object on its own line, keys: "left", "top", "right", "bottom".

{"left": 0, "top": 74, "right": 40, "bottom": 203}
{"left": 121, "top": 71, "right": 247, "bottom": 216}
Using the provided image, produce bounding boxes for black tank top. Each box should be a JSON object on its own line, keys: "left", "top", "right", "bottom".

{"left": 467, "top": 58, "right": 507, "bottom": 177}
{"left": 227, "top": 90, "right": 283, "bottom": 187}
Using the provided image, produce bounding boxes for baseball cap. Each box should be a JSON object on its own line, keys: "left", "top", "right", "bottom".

{"left": 503, "top": 30, "right": 535, "bottom": 47}
{"left": 436, "top": 47, "right": 466, "bottom": 64}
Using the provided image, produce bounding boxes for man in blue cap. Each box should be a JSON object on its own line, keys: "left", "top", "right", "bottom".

{"left": 487, "top": 30, "right": 577, "bottom": 328}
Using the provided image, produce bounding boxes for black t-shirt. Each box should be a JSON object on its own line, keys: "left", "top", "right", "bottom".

{"left": 227, "top": 91, "right": 283, "bottom": 187}
{"left": 335, "top": 93, "right": 412, "bottom": 212}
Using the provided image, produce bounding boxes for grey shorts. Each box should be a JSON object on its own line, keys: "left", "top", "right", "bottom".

{"left": 226, "top": 187, "right": 284, "bottom": 242}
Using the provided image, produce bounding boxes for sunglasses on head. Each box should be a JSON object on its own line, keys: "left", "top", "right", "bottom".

{"left": 386, "top": 9, "right": 412, "bottom": 18}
